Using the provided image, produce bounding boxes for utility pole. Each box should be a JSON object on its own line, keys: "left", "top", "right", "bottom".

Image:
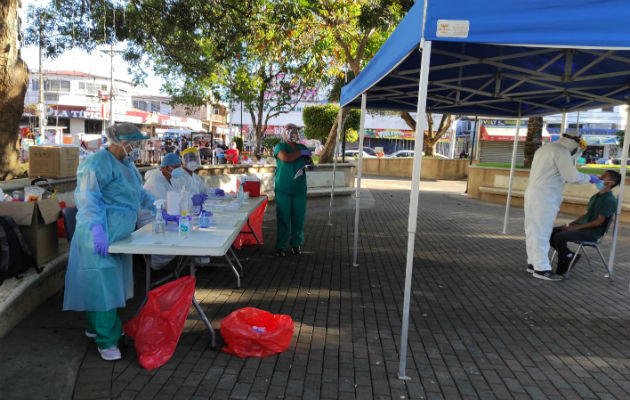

{"left": 38, "top": 12, "right": 46, "bottom": 141}
{"left": 101, "top": 45, "right": 123, "bottom": 129}
{"left": 109, "top": 42, "right": 114, "bottom": 127}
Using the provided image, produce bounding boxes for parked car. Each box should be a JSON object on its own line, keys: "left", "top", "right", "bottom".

{"left": 386, "top": 150, "right": 415, "bottom": 158}
{"left": 342, "top": 148, "right": 377, "bottom": 158}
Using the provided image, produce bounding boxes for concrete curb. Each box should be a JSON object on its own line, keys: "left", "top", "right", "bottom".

{"left": 0, "top": 247, "right": 68, "bottom": 339}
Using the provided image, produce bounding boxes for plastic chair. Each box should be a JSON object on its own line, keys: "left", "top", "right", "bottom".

{"left": 551, "top": 216, "right": 614, "bottom": 280}
{"left": 61, "top": 207, "right": 78, "bottom": 243}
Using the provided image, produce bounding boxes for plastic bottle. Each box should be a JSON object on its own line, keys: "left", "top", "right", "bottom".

{"left": 238, "top": 178, "right": 245, "bottom": 204}
{"left": 179, "top": 211, "right": 191, "bottom": 236}
{"left": 152, "top": 200, "right": 166, "bottom": 243}
{"left": 199, "top": 210, "right": 215, "bottom": 228}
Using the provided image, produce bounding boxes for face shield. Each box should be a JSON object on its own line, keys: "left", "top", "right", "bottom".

{"left": 563, "top": 130, "right": 587, "bottom": 157}
{"left": 181, "top": 147, "right": 201, "bottom": 170}
{"left": 105, "top": 123, "right": 148, "bottom": 145}
{"left": 283, "top": 124, "right": 300, "bottom": 142}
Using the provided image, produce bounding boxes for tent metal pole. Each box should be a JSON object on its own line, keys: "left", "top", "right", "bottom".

{"left": 561, "top": 111, "right": 567, "bottom": 134}
{"left": 328, "top": 107, "right": 344, "bottom": 226}
{"left": 607, "top": 104, "right": 630, "bottom": 281}
{"left": 398, "top": 40, "right": 432, "bottom": 381}
{"left": 352, "top": 94, "right": 367, "bottom": 266}
{"left": 502, "top": 109, "right": 522, "bottom": 234}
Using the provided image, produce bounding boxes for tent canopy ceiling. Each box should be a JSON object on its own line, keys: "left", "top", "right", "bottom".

{"left": 340, "top": 1, "right": 630, "bottom": 117}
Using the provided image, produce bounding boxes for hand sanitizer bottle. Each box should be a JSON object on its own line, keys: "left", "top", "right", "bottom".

{"left": 152, "top": 200, "right": 166, "bottom": 243}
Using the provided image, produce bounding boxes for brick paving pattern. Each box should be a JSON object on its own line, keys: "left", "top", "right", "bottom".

{"left": 12, "top": 178, "right": 630, "bottom": 399}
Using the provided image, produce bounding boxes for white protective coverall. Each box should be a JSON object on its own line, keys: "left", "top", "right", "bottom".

{"left": 524, "top": 137, "right": 590, "bottom": 271}
{"left": 171, "top": 170, "right": 211, "bottom": 195}
{"left": 139, "top": 168, "right": 178, "bottom": 268}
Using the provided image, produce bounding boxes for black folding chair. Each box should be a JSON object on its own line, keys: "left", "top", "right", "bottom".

{"left": 551, "top": 216, "right": 614, "bottom": 280}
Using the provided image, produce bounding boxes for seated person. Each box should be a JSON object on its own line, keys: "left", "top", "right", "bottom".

{"left": 225, "top": 142, "right": 240, "bottom": 164}
{"left": 550, "top": 170, "right": 621, "bottom": 274}
{"left": 144, "top": 153, "right": 181, "bottom": 200}
{"left": 138, "top": 152, "right": 182, "bottom": 268}
{"left": 171, "top": 147, "right": 223, "bottom": 199}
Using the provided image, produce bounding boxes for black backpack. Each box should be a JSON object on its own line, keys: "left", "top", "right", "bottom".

{"left": 0, "top": 215, "right": 42, "bottom": 286}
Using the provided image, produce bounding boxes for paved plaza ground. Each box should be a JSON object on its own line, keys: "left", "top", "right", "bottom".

{"left": 1, "top": 177, "right": 630, "bottom": 399}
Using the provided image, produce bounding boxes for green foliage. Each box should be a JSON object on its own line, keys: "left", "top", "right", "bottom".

{"left": 232, "top": 136, "right": 244, "bottom": 153}
{"left": 617, "top": 130, "right": 625, "bottom": 149}
{"left": 302, "top": 105, "right": 360, "bottom": 141}
{"left": 264, "top": 136, "right": 282, "bottom": 151}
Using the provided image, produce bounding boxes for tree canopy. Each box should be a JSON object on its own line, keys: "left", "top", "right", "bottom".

{"left": 302, "top": 104, "right": 360, "bottom": 142}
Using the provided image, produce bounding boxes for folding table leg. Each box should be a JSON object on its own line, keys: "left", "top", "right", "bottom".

{"left": 189, "top": 259, "right": 216, "bottom": 349}
{"left": 247, "top": 218, "right": 262, "bottom": 250}
{"left": 228, "top": 247, "right": 245, "bottom": 277}
{"left": 223, "top": 255, "right": 241, "bottom": 288}
{"left": 135, "top": 255, "right": 152, "bottom": 317}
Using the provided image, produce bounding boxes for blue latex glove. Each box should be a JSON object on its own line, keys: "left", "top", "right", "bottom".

{"left": 300, "top": 149, "right": 311, "bottom": 157}
{"left": 307, "top": 164, "right": 315, "bottom": 171}
{"left": 589, "top": 175, "right": 601, "bottom": 184}
{"left": 92, "top": 224, "right": 108, "bottom": 257}
{"left": 192, "top": 193, "right": 208, "bottom": 206}
{"left": 214, "top": 188, "right": 225, "bottom": 196}
{"left": 161, "top": 209, "right": 180, "bottom": 222}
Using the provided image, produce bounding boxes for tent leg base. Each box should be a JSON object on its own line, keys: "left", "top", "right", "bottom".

{"left": 397, "top": 374, "right": 411, "bottom": 381}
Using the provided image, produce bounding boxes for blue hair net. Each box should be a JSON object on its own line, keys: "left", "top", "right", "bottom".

{"left": 161, "top": 153, "right": 181, "bottom": 167}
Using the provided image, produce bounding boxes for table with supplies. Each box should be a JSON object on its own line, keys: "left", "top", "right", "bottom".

{"left": 108, "top": 196, "right": 266, "bottom": 348}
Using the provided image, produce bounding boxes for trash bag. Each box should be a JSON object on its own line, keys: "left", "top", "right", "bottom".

{"left": 123, "top": 276, "right": 196, "bottom": 370}
{"left": 221, "top": 307, "right": 294, "bottom": 358}
{"left": 232, "top": 197, "right": 267, "bottom": 249}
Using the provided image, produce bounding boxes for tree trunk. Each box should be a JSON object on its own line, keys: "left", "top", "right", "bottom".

{"left": 319, "top": 109, "right": 347, "bottom": 164}
{"left": 0, "top": 0, "right": 29, "bottom": 180}
{"left": 524, "top": 117, "right": 543, "bottom": 168}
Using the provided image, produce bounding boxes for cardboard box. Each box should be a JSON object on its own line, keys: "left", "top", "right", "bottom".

{"left": 0, "top": 199, "right": 61, "bottom": 266}
{"left": 29, "top": 146, "right": 79, "bottom": 178}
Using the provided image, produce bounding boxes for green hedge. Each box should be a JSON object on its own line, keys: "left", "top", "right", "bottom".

{"left": 302, "top": 105, "right": 361, "bottom": 142}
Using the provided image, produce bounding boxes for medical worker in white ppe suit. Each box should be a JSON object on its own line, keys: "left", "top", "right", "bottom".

{"left": 524, "top": 130, "right": 600, "bottom": 281}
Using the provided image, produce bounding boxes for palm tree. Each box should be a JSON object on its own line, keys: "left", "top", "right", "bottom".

{"left": 523, "top": 117, "right": 543, "bottom": 168}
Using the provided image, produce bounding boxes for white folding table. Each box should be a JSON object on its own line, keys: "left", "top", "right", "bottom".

{"left": 108, "top": 196, "right": 266, "bottom": 349}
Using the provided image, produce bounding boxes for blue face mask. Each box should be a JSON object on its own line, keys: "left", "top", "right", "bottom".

{"left": 595, "top": 181, "right": 606, "bottom": 191}
{"left": 171, "top": 168, "right": 184, "bottom": 179}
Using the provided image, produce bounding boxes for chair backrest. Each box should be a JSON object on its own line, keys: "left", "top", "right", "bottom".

{"left": 598, "top": 215, "right": 615, "bottom": 243}
{"left": 62, "top": 207, "right": 78, "bottom": 243}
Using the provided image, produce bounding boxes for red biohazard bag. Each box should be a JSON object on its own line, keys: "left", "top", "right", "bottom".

{"left": 232, "top": 197, "right": 267, "bottom": 249}
{"left": 123, "top": 276, "right": 196, "bottom": 370}
{"left": 221, "top": 307, "right": 294, "bottom": 358}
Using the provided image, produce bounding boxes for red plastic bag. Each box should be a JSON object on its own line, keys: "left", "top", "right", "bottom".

{"left": 123, "top": 276, "right": 196, "bottom": 370}
{"left": 232, "top": 197, "right": 267, "bottom": 249}
{"left": 221, "top": 307, "right": 294, "bottom": 358}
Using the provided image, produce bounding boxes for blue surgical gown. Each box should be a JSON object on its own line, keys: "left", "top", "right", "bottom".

{"left": 63, "top": 149, "right": 155, "bottom": 311}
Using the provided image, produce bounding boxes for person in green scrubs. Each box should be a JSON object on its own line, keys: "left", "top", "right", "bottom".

{"left": 273, "top": 124, "right": 311, "bottom": 256}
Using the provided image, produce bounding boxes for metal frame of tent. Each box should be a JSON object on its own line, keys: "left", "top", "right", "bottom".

{"left": 327, "top": 0, "right": 630, "bottom": 380}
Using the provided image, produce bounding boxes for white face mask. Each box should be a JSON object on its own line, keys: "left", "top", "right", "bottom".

{"left": 122, "top": 144, "right": 141, "bottom": 163}
{"left": 187, "top": 161, "right": 199, "bottom": 170}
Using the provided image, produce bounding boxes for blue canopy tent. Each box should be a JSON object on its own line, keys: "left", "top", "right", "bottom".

{"left": 333, "top": 0, "right": 630, "bottom": 379}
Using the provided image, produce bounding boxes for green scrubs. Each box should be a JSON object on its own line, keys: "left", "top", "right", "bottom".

{"left": 86, "top": 309, "right": 122, "bottom": 349}
{"left": 273, "top": 142, "right": 308, "bottom": 250}
{"left": 578, "top": 191, "right": 617, "bottom": 240}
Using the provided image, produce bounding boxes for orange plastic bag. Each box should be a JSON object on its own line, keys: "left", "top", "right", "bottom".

{"left": 123, "top": 276, "right": 196, "bottom": 370}
{"left": 232, "top": 197, "right": 267, "bottom": 249}
{"left": 221, "top": 307, "right": 294, "bottom": 358}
